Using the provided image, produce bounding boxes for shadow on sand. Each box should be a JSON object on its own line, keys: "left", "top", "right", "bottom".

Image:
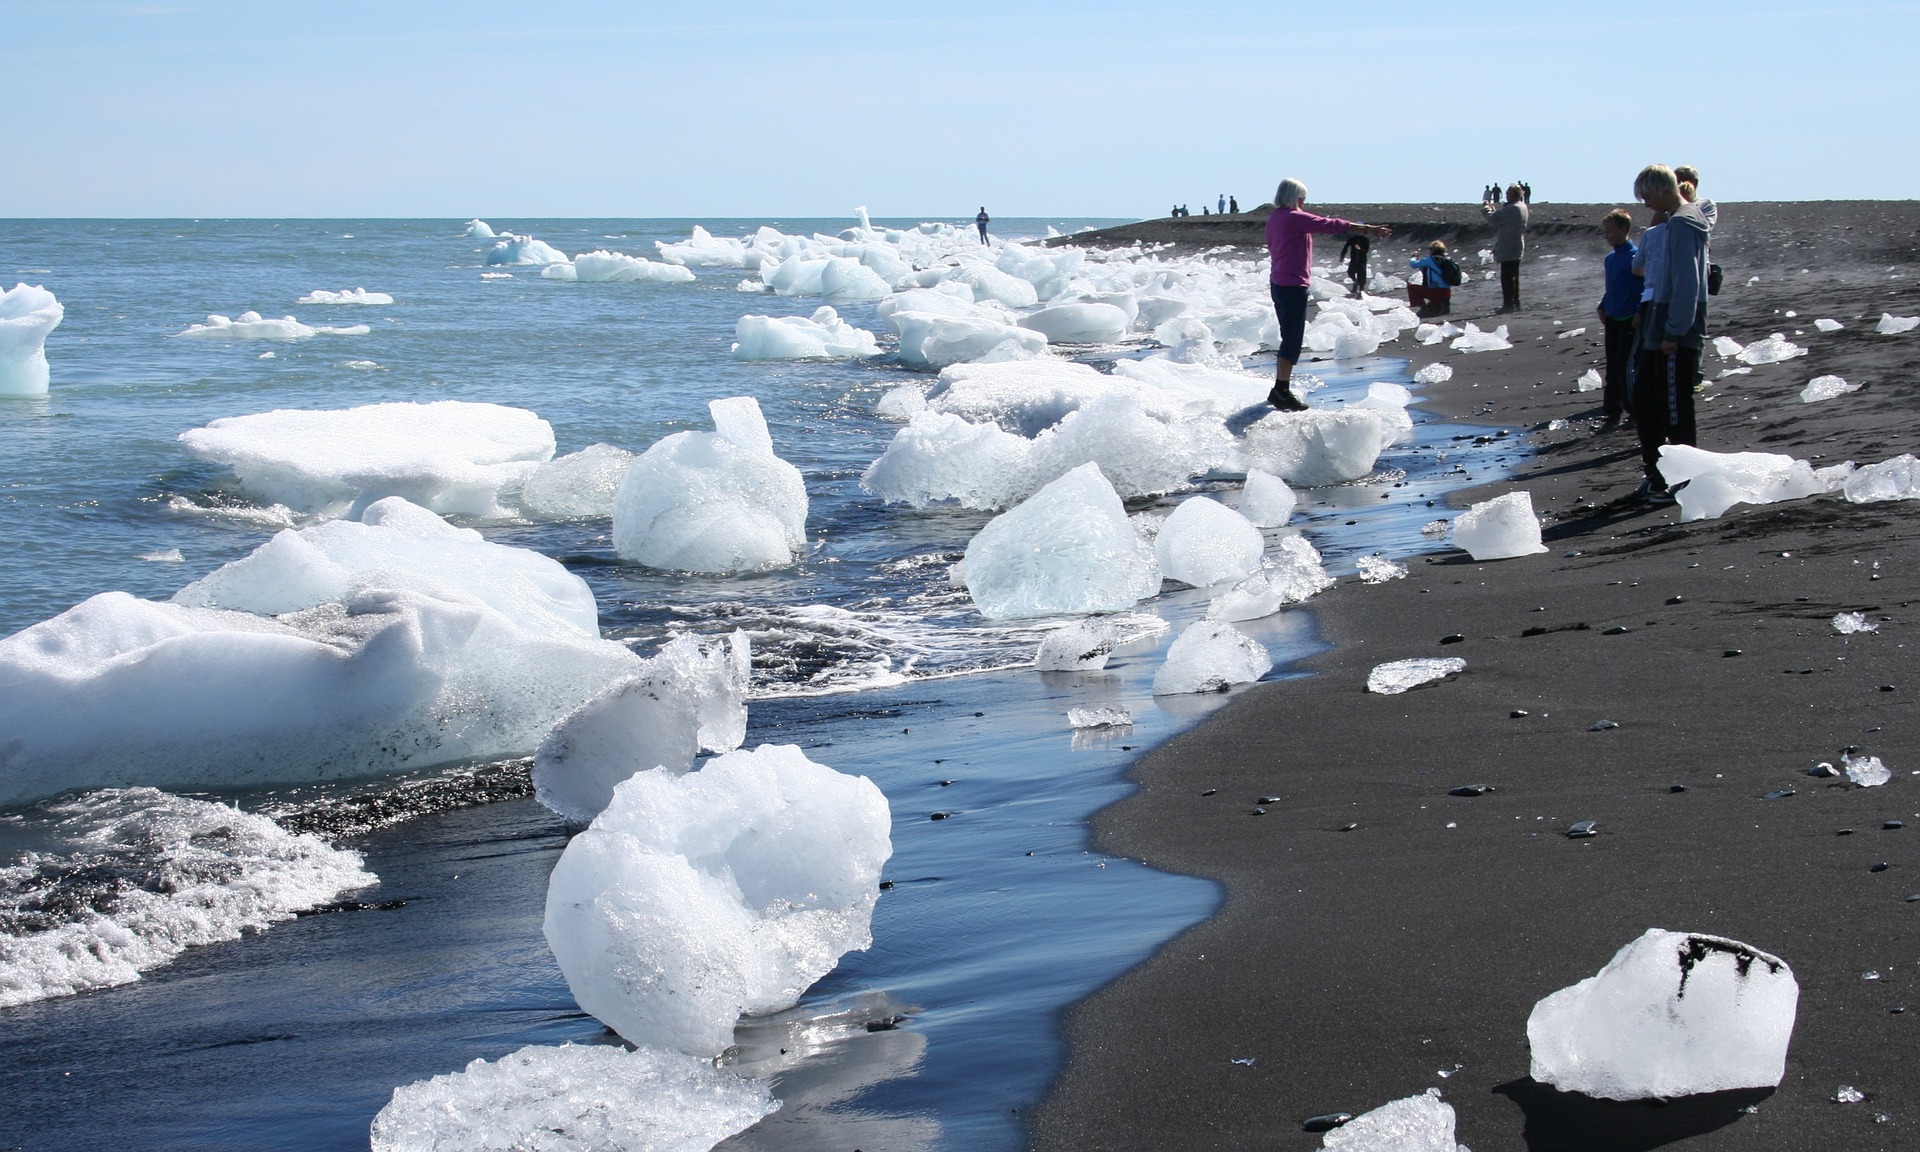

{"left": 1492, "top": 1078, "right": 1773, "bottom": 1151}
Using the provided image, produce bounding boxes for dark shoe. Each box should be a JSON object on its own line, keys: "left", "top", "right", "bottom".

{"left": 1647, "top": 487, "right": 1678, "bottom": 507}
{"left": 1268, "top": 385, "right": 1308, "bottom": 411}
{"left": 1630, "top": 477, "right": 1670, "bottom": 504}
{"left": 1596, "top": 416, "right": 1620, "bottom": 434}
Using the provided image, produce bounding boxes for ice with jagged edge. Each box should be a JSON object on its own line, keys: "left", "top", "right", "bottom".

{"left": 1843, "top": 749, "right": 1890, "bottom": 785}
{"left": 0, "top": 283, "right": 63, "bottom": 397}
{"left": 1357, "top": 554, "right": 1407, "bottom": 583}
{"left": 1322, "top": 1089, "right": 1468, "bottom": 1151}
{"left": 1736, "top": 333, "right": 1806, "bottom": 364}
{"left": 543, "top": 744, "right": 892, "bottom": 1056}
{"left": 484, "top": 232, "right": 569, "bottom": 265}
{"left": 962, "top": 463, "right": 1161, "bottom": 620}
{"left": 534, "top": 632, "right": 750, "bottom": 824}
{"left": 613, "top": 396, "right": 808, "bottom": 574}
{"left": 654, "top": 225, "right": 750, "bottom": 267}
{"left": 1658, "top": 445, "right": 1836, "bottom": 521}
{"left": 541, "top": 250, "right": 697, "bottom": 284}
{"left": 1152, "top": 619, "right": 1271, "bottom": 695}
{"left": 1844, "top": 454, "right": 1920, "bottom": 502}
{"left": 1450, "top": 322, "right": 1511, "bottom": 352}
{"left": 1208, "top": 535, "right": 1334, "bottom": 621}
{"left": 1367, "top": 657, "right": 1465, "bottom": 694}
{"left": 1240, "top": 468, "right": 1297, "bottom": 527}
{"left": 1877, "top": 313, "right": 1920, "bottom": 335}
{"left": 733, "top": 306, "right": 880, "bottom": 360}
{"left": 1067, "top": 705, "right": 1132, "bottom": 729}
{"left": 464, "top": 219, "right": 496, "bottom": 239}
{"left": 1413, "top": 361, "right": 1453, "bottom": 384}
{"left": 174, "top": 311, "right": 371, "bottom": 341}
{"left": 1800, "top": 374, "right": 1859, "bottom": 403}
{"left": 179, "top": 400, "right": 556, "bottom": 519}
{"left": 520, "top": 443, "right": 636, "bottom": 521}
{"left": 1452, "top": 492, "right": 1548, "bottom": 559}
{"left": 1528, "top": 929, "right": 1798, "bottom": 1100}
{"left": 0, "top": 497, "right": 639, "bottom": 809}
{"left": 1154, "top": 496, "right": 1263, "bottom": 588}
{"left": 0, "top": 787, "right": 374, "bottom": 1008}
{"left": 1576, "top": 368, "right": 1602, "bottom": 392}
{"left": 1035, "top": 619, "right": 1120, "bottom": 670}
{"left": 297, "top": 287, "right": 394, "bottom": 305}
{"left": 1833, "top": 611, "right": 1878, "bottom": 635}
{"left": 370, "top": 1042, "right": 778, "bottom": 1152}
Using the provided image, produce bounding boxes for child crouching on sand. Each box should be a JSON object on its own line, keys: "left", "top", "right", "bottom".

{"left": 1596, "top": 209, "right": 1642, "bottom": 433}
{"left": 1407, "top": 241, "right": 1456, "bottom": 317}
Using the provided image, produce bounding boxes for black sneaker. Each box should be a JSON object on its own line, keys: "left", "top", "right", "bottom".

{"left": 1596, "top": 416, "right": 1621, "bottom": 434}
{"left": 1268, "top": 386, "right": 1309, "bottom": 412}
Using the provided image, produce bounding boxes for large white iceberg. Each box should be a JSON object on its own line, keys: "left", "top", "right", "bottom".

{"left": 1451, "top": 492, "right": 1547, "bottom": 559}
{"left": 1528, "top": 929, "right": 1799, "bottom": 1100}
{"left": 179, "top": 400, "right": 556, "bottom": 519}
{"left": 485, "top": 232, "right": 569, "bottom": 265}
{"left": 732, "top": 306, "right": 880, "bottom": 360}
{"left": 543, "top": 744, "right": 892, "bottom": 1056}
{"left": 541, "top": 250, "right": 697, "bottom": 283}
{"left": 1656, "top": 445, "right": 1832, "bottom": 521}
{"left": 1151, "top": 619, "right": 1271, "bottom": 695}
{"left": 612, "top": 396, "right": 808, "bottom": 574}
{"left": 0, "top": 283, "right": 62, "bottom": 397}
{"left": 962, "top": 463, "right": 1161, "bottom": 620}
{"left": 1154, "top": 496, "right": 1263, "bottom": 588}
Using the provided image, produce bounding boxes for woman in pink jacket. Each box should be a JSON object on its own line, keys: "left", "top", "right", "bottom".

{"left": 1266, "top": 178, "right": 1391, "bottom": 409}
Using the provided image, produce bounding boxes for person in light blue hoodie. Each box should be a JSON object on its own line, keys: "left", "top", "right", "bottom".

{"left": 1629, "top": 164, "right": 1712, "bottom": 502}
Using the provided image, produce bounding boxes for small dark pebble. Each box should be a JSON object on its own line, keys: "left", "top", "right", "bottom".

{"left": 1839, "top": 829, "right": 1856, "bottom": 836}
{"left": 1302, "top": 1113, "right": 1355, "bottom": 1133}
{"left": 1893, "top": 1006, "right": 1908, "bottom": 1013}
{"left": 1889, "top": 821, "right": 1907, "bottom": 830}
{"left": 1449, "top": 785, "right": 1494, "bottom": 797}
{"left": 1670, "top": 784, "right": 1688, "bottom": 793}
{"left": 939, "top": 779, "right": 954, "bottom": 786}
{"left": 866, "top": 1015, "right": 907, "bottom": 1032}
{"left": 1764, "top": 789, "right": 1796, "bottom": 800}
{"left": 1258, "top": 796, "right": 1280, "bottom": 804}
{"left": 879, "top": 880, "right": 894, "bottom": 890}
{"left": 1906, "top": 895, "right": 1920, "bottom": 903}
{"left": 1809, "top": 763, "right": 1840, "bottom": 778}
{"left": 973, "top": 711, "right": 984, "bottom": 717}
{"left": 1667, "top": 595, "right": 1685, "bottom": 605}
{"left": 1588, "top": 719, "right": 1619, "bottom": 732}
{"left": 1723, "top": 649, "right": 1742, "bottom": 657}
{"left": 930, "top": 812, "right": 952, "bottom": 820}
{"left": 1121, "top": 745, "right": 1133, "bottom": 750}
{"left": 1872, "top": 862, "right": 1893, "bottom": 873}
{"left": 1339, "top": 823, "right": 1359, "bottom": 832}
{"left": 1440, "top": 634, "right": 1465, "bottom": 645}
{"left": 1567, "top": 820, "right": 1598, "bottom": 838}
{"left": 1510, "top": 709, "right": 1529, "bottom": 718}
{"left": 1882, "top": 686, "right": 1897, "bottom": 693}
{"left": 1251, "top": 808, "right": 1267, "bottom": 816}
{"left": 1603, "top": 626, "right": 1631, "bottom": 635}
{"left": 1201, "top": 788, "right": 1217, "bottom": 797}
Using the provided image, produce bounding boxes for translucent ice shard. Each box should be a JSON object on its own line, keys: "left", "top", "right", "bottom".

{"left": 1366, "top": 657, "right": 1464, "bottom": 694}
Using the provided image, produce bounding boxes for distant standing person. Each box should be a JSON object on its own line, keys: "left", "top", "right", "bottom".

{"left": 1630, "top": 163, "right": 1711, "bottom": 503}
{"left": 1338, "top": 232, "right": 1372, "bottom": 297}
{"left": 1229, "top": 195, "right": 1239, "bottom": 214}
{"left": 1218, "top": 194, "right": 1226, "bottom": 214}
{"left": 1265, "top": 177, "right": 1391, "bottom": 410}
{"left": 1485, "top": 184, "right": 1529, "bottom": 311}
{"left": 1595, "top": 208, "right": 1643, "bottom": 432}
{"left": 1520, "top": 180, "right": 1532, "bottom": 203}
{"left": 975, "top": 207, "right": 990, "bottom": 244}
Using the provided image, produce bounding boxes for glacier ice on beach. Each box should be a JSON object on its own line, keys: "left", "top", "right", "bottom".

{"left": 1154, "top": 496, "right": 1263, "bottom": 588}
{"left": 370, "top": 1042, "right": 779, "bottom": 1152}
{"left": 1801, "top": 374, "right": 1859, "bottom": 403}
{"left": 0, "top": 283, "right": 63, "bottom": 397}
{"left": 1321, "top": 1089, "right": 1466, "bottom": 1152}
{"left": 542, "top": 744, "right": 892, "bottom": 1056}
{"left": 178, "top": 400, "right": 556, "bottom": 519}
{"left": 1151, "top": 619, "right": 1271, "bottom": 695}
{"left": 1018, "top": 302, "right": 1131, "bottom": 344}
{"left": 1843, "top": 749, "right": 1890, "bottom": 786}
{"left": 963, "top": 463, "right": 1160, "bottom": 620}
{"left": 861, "top": 411, "right": 1036, "bottom": 510}
{"left": 1067, "top": 705, "right": 1131, "bottom": 729}
{"left": 519, "top": 443, "right": 637, "bottom": 521}
{"left": 1035, "top": 619, "right": 1119, "bottom": 670}
{"left": 612, "top": 396, "right": 808, "bottom": 574}
{"left": 0, "top": 787, "right": 374, "bottom": 1008}
{"left": 1367, "top": 657, "right": 1464, "bottom": 695}
{"left": 1832, "top": 611, "right": 1878, "bottom": 635}
{"left": 1843, "top": 454, "right": 1920, "bottom": 503}
{"left": 1207, "top": 535, "right": 1334, "bottom": 621}
{"left": 297, "top": 287, "right": 393, "bottom": 305}
{"left": 1735, "top": 333, "right": 1806, "bottom": 365}
{"left": 485, "top": 232, "right": 568, "bottom": 266}
{"left": 892, "top": 311, "right": 1047, "bottom": 370}
{"left": 175, "top": 312, "right": 370, "bottom": 341}
{"left": 1235, "top": 407, "right": 1387, "bottom": 487}
{"left": 1815, "top": 318, "right": 1845, "bottom": 333}
{"left": 1451, "top": 492, "right": 1547, "bottom": 559}
{"left": 654, "top": 225, "right": 750, "bottom": 267}
{"left": 542, "top": 250, "right": 697, "bottom": 284}
{"left": 1877, "top": 313, "right": 1920, "bottom": 335}
{"left": 1657, "top": 445, "right": 1833, "bottom": 521}
{"left": 1356, "top": 555, "right": 1406, "bottom": 583}
{"left": 1450, "top": 323, "right": 1511, "bottom": 353}
{"left": 1576, "top": 368, "right": 1602, "bottom": 392}
{"left": 1413, "top": 362, "right": 1453, "bottom": 384}
{"left": 1527, "top": 929, "right": 1799, "bottom": 1100}
{"left": 1239, "top": 468, "right": 1297, "bottom": 527}
{"left": 733, "top": 306, "right": 880, "bottom": 360}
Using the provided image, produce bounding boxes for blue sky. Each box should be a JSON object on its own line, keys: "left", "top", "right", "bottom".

{"left": 3, "top": 1, "right": 1914, "bottom": 217}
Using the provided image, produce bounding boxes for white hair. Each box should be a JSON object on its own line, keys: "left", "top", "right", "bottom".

{"left": 1274, "top": 178, "right": 1307, "bottom": 209}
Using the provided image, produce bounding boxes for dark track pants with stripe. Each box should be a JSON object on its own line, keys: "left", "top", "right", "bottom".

{"left": 1633, "top": 343, "right": 1700, "bottom": 489}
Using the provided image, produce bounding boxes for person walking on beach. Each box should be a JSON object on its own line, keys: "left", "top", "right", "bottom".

{"left": 1265, "top": 178, "right": 1391, "bottom": 410}
{"left": 1339, "top": 231, "right": 1372, "bottom": 297}
{"left": 1596, "top": 208, "right": 1642, "bottom": 433}
{"left": 1630, "top": 163, "right": 1711, "bottom": 503}
{"left": 1485, "top": 184, "right": 1529, "bottom": 312}
{"left": 975, "top": 207, "right": 990, "bottom": 244}
{"left": 1407, "top": 240, "right": 1457, "bottom": 317}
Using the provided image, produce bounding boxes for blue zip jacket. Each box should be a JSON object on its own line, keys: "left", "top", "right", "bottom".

{"left": 1409, "top": 255, "right": 1451, "bottom": 290}
{"left": 1600, "top": 240, "right": 1642, "bottom": 319}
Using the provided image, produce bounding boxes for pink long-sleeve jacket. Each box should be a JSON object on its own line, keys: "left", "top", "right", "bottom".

{"left": 1266, "top": 206, "right": 1356, "bottom": 287}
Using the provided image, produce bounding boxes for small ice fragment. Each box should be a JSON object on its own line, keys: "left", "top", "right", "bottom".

{"left": 1366, "top": 657, "right": 1464, "bottom": 695}
{"left": 1711, "top": 335, "right": 1744, "bottom": 358}
{"left": 1356, "top": 555, "right": 1407, "bottom": 584}
{"left": 1450, "top": 322, "right": 1512, "bottom": 353}
{"left": 1412, "top": 362, "right": 1453, "bottom": 384}
{"left": 1837, "top": 1086, "right": 1867, "bottom": 1104}
{"left": 1547, "top": 419, "right": 1569, "bottom": 431}
{"left": 1152, "top": 620, "right": 1272, "bottom": 695}
{"left": 1588, "top": 720, "right": 1619, "bottom": 731}
{"left": 1876, "top": 313, "right": 1920, "bottom": 335}
{"left": 1575, "top": 368, "right": 1602, "bottom": 392}
{"left": 1452, "top": 491, "right": 1548, "bottom": 560}
{"left": 257, "top": 351, "right": 275, "bottom": 359}
{"left": 1035, "top": 620, "right": 1119, "bottom": 671}
{"left": 1801, "top": 375, "right": 1859, "bottom": 403}
{"left": 1833, "top": 611, "right": 1879, "bottom": 634}
{"left": 1239, "top": 468, "right": 1297, "bottom": 528}
{"left": 1320, "top": 1088, "right": 1462, "bottom": 1150}
{"left": 1815, "top": 318, "right": 1844, "bottom": 333}
{"left": 1864, "top": 971, "right": 1882, "bottom": 981}
{"left": 1735, "top": 333, "right": 1807, "bottom": 365}
{"left": 1843, "top": 750, "right": 1891, "bottom": 787}
{"left": 1067, "top": 705, "right": 1132, "bottom": 729}
{"left": 137, "top": 548, "right": 185, "bottom": 563}
{"left": 1557, "top": 327, "right": 1587, "bottom": 339}
{"left": 1420, "top": 519, "right": 1449, "bottom": 538}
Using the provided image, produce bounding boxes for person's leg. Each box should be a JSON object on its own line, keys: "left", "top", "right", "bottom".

{"left": 1407, "top": 283, "right": 1430, "bottom": 312}
{"left": 1601, "top": 316, "right": 1632, "bottom": 420}
{"left": 1671, "top": 344, "right": 1701, "bottom": 445}
{"left": 1269, "top": 285, "right": 1309, "bottom": 409}
{"left": 1433, "top": 288, "right": 1450, "bottom": 315}
{"left": 1631, "top": 344, "right": 1672, "bottom": 490}
{"left": 1499, "top": 261, "right": 1519, "bottom": 310}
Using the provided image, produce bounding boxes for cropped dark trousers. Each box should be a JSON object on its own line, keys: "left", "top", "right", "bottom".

{"left": 1633, "top": 342, "right": 1700, "bottom": 488}
{"left": 1601, "top": 313, "right": 1637, "bottom": 418}
{"left": 1499, "top": 260, "right": 1521, "bottom": 309}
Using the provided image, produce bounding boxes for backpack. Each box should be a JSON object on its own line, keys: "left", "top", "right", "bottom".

{"left": 1436, "top": 255, "right": 1464, "bottom": 287}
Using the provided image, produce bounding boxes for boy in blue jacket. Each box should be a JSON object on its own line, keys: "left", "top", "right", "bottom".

{"left": 1630, "top": 164, "right": 1712, "bottom": 503}
{"left": 1596, "top": 209, "right": 1642, "bottom": 433}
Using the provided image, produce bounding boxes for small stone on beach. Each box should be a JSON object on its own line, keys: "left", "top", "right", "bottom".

{"left": 1449, "top": 785, "right": 1494, "bottom": 797}
{"left": 1588, "top": 720, "right": 1619, "bottom": 732}
{"left": 1301, "top": 1112, "right": 1354, "bottom": 1133}
{"left": 1566, "top": 820, "right": 1598, "bottom": 838}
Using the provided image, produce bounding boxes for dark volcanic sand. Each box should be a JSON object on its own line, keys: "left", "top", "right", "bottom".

{"left": 1034, "top": 201, "right": 1920, "bottom": 1151}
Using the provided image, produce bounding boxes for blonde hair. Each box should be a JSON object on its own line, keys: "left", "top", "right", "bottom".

{"left": 1635, "top": 164, "right": 1679, "bottom": 200}
{"left": 1429, "top": 240, "right": 1447, "bottom": 253}
{"left": 1674, "top": 164, "right": 1701, "bottom": 188}
{"left": 1274, "top": 178, "right": 1307, "bottom": 209}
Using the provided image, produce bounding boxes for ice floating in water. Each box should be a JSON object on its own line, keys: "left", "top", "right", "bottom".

{"left": 892, "top": 311, "right": 1047, "bottom": 370}
{"left": 0, "top": 787, "right": 374, "bottom": 1008}
{"left": 1208, "top": 535, "right": 1334, "bottom": 621}
{"left": 1801, "top": 374, "right": 1859, "bottom": 403}
{"left": 174, "top": 311, "right": 369, "bottom": 341}
{"left": 1832, "top": 611, "right": 1879, "bottom": 635}
{"left": 543, "top": 744, "right": 891, "bottom": 1056}
{"left": 1152, "top": 619, "right": 1271, "bottom": 695}
{"left": 1527, "top": 929, "right": 1798, "bottom": 1100}
{"left": 861, "top": 410, "right": 1037, "bottom": 510}
{"left": 138, "top": 548, "right": 184, "bottom": 563}
{"left": 370, "top": 1041, "right": 778, "bottom": 1152}
{"left": 297, "top": 287, "right": 393, "bottom": 305}
{"left": 963, "top": 463, "right": 1160, "bottom": 619}
{"left": 1657, "top": 445, "right": 1834, "bottom": 521}
{"left": 1321, "top": 1088, "right": 1464, "bottom": 1151}
{"left": 1367, "top": 657, "right": 1464, "bottom": 694}
{"left": 1815, "top": 318, "right": 1844, "bottom": 333}
{"left": 1154, "top": 496, "right": 1263, "bottom": 588}
{"left": 1421, "top": 519, "right": 1449, "bottom": 537}
{"left": 1356, "top": 555, "right": 1406, "bottom": 583}
{"left": 1018, "top": 302, "right": 1131, "bottom": 344}
{"left": 179, "top": 400, "right": 555, "bottom": 519}
{"left": 1067, "top": 705, "right": 1132, "bottom": 729}
{"left": 1575, "top": 368, "right": 1602, "bottom": 392}
{"left": 1877, "top": 313, "right": 1920, "bottom": 335}
{"left": 1450, "top": 323, "right": 1511, "bottom": 353}
{"left": 613, "top": 396, "right": 808, "bottom": 574}
{"left": 654, "top": 225, "right": 750, "bottom": 267}
{"left": 1844, "top": 454, "right": 1920, "bottom": 503}
{"left": 519, "top": 443, "right": 637, "bottom": 521}
{"left": 1237, "top": 407, "right": 1387, "bottom": 488}
{"left": 0, "top": 283, "right": 63, "bottom": 397}
{"left": 484, "top": 232, "right": 568, "bottom": 266}
{"left": 464, "top": 219, "right": 496, "bottom": 239}
{"left": 733, "top": 306, "right": 879, "bottom": 360}
{"left": 1843, "top": 749, "right": 1890, "bottom": 786}
{"left": 1239, "top": 468, "right": 1297, "bottom": 527}
{"left": 1412, "top": 362, "right": 1453, "bottom": 384}
{"left": 1735, "top": 333, "right": 1807, "bottom": 365}
{"left": 1035, "top": 619, "right": 1119, "bottom": 670}
{"left": 542, "top": 250, "right": 697, "bottom": 284}
{"left": 1451, "top": 492, "right": 1547, "bottom": 559}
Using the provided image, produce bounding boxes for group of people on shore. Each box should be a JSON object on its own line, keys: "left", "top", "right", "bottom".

{"left": 1482, "top": 180, "right": 1530, "bottom": 206}
{"left": 1169, "top": 194, "right": 1240, "bottom": 218}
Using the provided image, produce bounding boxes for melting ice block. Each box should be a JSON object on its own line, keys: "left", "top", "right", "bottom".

{"left": 543, "top": 250, "right": 697, "bottom": 283}
{"left": 1366, "top": 657, "right": 1464, "bottom": 694}
{"left": 519, "top": 443, "right": 637, "bottom": 520}
{"left": 891, "top": 311, "right": 1047, "bottom": 370}
{"left": 1450, "top": 322, "right": 1511, "bottom": 352}
{"left": 297, "top": 287, "right": 393, "bottom": 305}
{"left": 612, "top": 396, "right": 808, "bottom": 574}
{"left": 1657, "top": 445, "right": 1832, "bottom": 521}
{"left": 1876, "top": 313, "right": 1920, "bottom": 335}
{"left": 485, "top": 232, "right": 568, "bottom": 265}
{"left": 1018, "top": 302, "right": 1131, "bottom": 344}
{"left": 180, "top": 401, "right": 555, "bottom": 519}
{"left": 1576, "top": 368, "right": 1602, "bottom": 392}
{"left": 861, "top": 411, "right": 1037, "bottom": 510}
{"left": 1413, "top": 362, "right": 1453, "bottom": 384}
{"left": 962, "top": 463, "right": 1161, "bottom": 620}
{"left": 1321, "top": 1089, "right": 1465, "bottom": 1151}
{"left": 370, "top": 1042, "right": 778, "bottom": 1152}
{"left": 1208, "top": 535, "right": 1335, "bottom": 621}
{"left": 1152, "top": 619, "right": 1271, "bottom": 695}
{"left": 1154, "top": 496, "right": 1263, "bottom": 588}
{"left": 543, "top": 744, "right": 892, "bottom": 1056}
{"left": 1035, "top": 620, "right": 1120, "bottom": 670}
{"left": 1527, "top": 929, "right": 1799, "bottom": 1100}
{"left": 1451, "top": 492, "right": 1547, "bottom": 559}
{"left": 654, "top": 224, "right": 750, "bottom": 267}
{"left": 464, "top": 219, "right": 496, "bottom": 239}
{"left": 1735, "top": 333, "right": 1806, "bottom": 365}
{"left": 1068, "top": 705, "right": 1131, "bottom": 729}
{"left": 0, "top": 283, "right": 62, "bottom": 397}
{"left": 1240, "top": 468, "right": 1297, "bottom": 527}
{"left": 732, "top": 306, "right": 880, "bottom": 360}
{"left": 1236, "top": 408, "right": 1386, "bottom": 488}
{"left": 1844, "top": 454, "right": 1920, "bottom": 503}
{"left": 1800, "top": 374, "right": 1859, "bottom": 403}
{"left": 174, "top": 311, "right": 370, "bottom": 341}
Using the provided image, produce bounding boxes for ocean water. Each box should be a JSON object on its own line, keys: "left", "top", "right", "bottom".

{"left": 0, "top": 218, "right": 1521, "bottom": 1150}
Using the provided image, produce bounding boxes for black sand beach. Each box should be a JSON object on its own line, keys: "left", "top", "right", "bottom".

{"left": 1035, "top": 201, "right": 1920, "bottom": 1150}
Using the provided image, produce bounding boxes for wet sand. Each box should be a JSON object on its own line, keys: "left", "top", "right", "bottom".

{"left": 1035, "top": 201, "right": 1920, "bottom": 1151}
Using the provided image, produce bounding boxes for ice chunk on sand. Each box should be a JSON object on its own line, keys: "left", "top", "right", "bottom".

{"left": 1235, "top": 407, "right": 1386, "bottom": 488}
{"left": 963, "top": 463, "right": 1160, "bottom": 620}
{"left": 1367, "top": 657, "right": 1464, "bottom": 694}
{"left": 1018, "top": 302, "right": 1131, "bottom": 344}
{"left": 1876, "top": 313, "right": 1920, "bottom": 335}
{"left": 1321, "top": 1089, "right": 1465, "bottom": 1151}
{"left": 0, "top": 787, "right": 374, "bottom": 1008}
{"left": 1240, "top": 468, "right": 1297, "bottom": 527}
{"left": 1068, "top": 705, "right": 1132, "bottom": 729}
{"left": 1451, "top": 492, "right": 1547, "bottom": 560}
{"left": 1035, "top": 620, "right": 1119, "bottom": 670}
{"left": 1413, "top": 362, "right": 1453, "bottom": 384}
{"left": 732, "top": 306, "right": 879, "bottom": 360}
{"left": 1357, "top": 555, "right": 1406, "bottom": 583}
{"left": 1657, "top": 445, "right": 1832, "bottom": 521}
{"left": 543, "top": 744, "right": 892, "bottom": 1056}
{"left": 174, "top": 311, "right": 369, "bottom": 341}
{"left": 1527, "top": 929, "right": 1799, "bottom": 1100}
{"left": 1832, "top": 611, "right": 1878, "bottom": 635}
{"left": 1814, "top": 318, "right": 1844, "bottom": 333}
{"left": 0, "top": 283, "right": 63, "bottom": 397}
{"left": 1576, "top": 368, "right": 1602, "bottom": 392}
{"left": 1152, "top": 619, "right": 1271, "bottom": 695}
{"left": 1450, "top": 322, "right": 1511, "bottom": 353}
{"left": 370, "top": 1041, "right": 778, "bottom": 1152}
{"left": 1843, "top": 749, "right": 1890, "bottom": 786}
{"left": 892, "top": 311, "right": 1048, "bottom": 370}
{"left": 613, "top": 396, "right": 807, "bottom": 574}
{"left": 1154, "top": 496, "right": 1264, "bottom": 588}
{"left": 861, "top": 411, "right": 1036, "bottom": 510}
{"left": 297, "top": 287, "right": 393, "bottom": 305}
{"left": 464, "top": 219, "right": 496, "bottom": 239}
{"left": 179, "top": 400, "right": 555, "bottom": 519}
{"left": 533, "top": 632, "right": 750, "bottom": 823}
{"left": 1711, "top": 335, "right": 1743, "bottom": 358}
{"left": 1208, "top": 535, "right": 1334, "bottom": 621}
{"left": 485, "top": 232, "right": 568, "bottom": 265}
{"left": 519, "top": 443, "right": 636, "bottom": 520}
{"left": 544, "top": 250, "right": 697, "bottom": 283}
{"left": 1801, "top": 374, "right": 1859, "bottom": 403}
{"left": 1844, "top": 454, "right": 1920, "bottom": 503}
{"left": 1735, "top": 333, "right": 1806, "bottom": 364}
